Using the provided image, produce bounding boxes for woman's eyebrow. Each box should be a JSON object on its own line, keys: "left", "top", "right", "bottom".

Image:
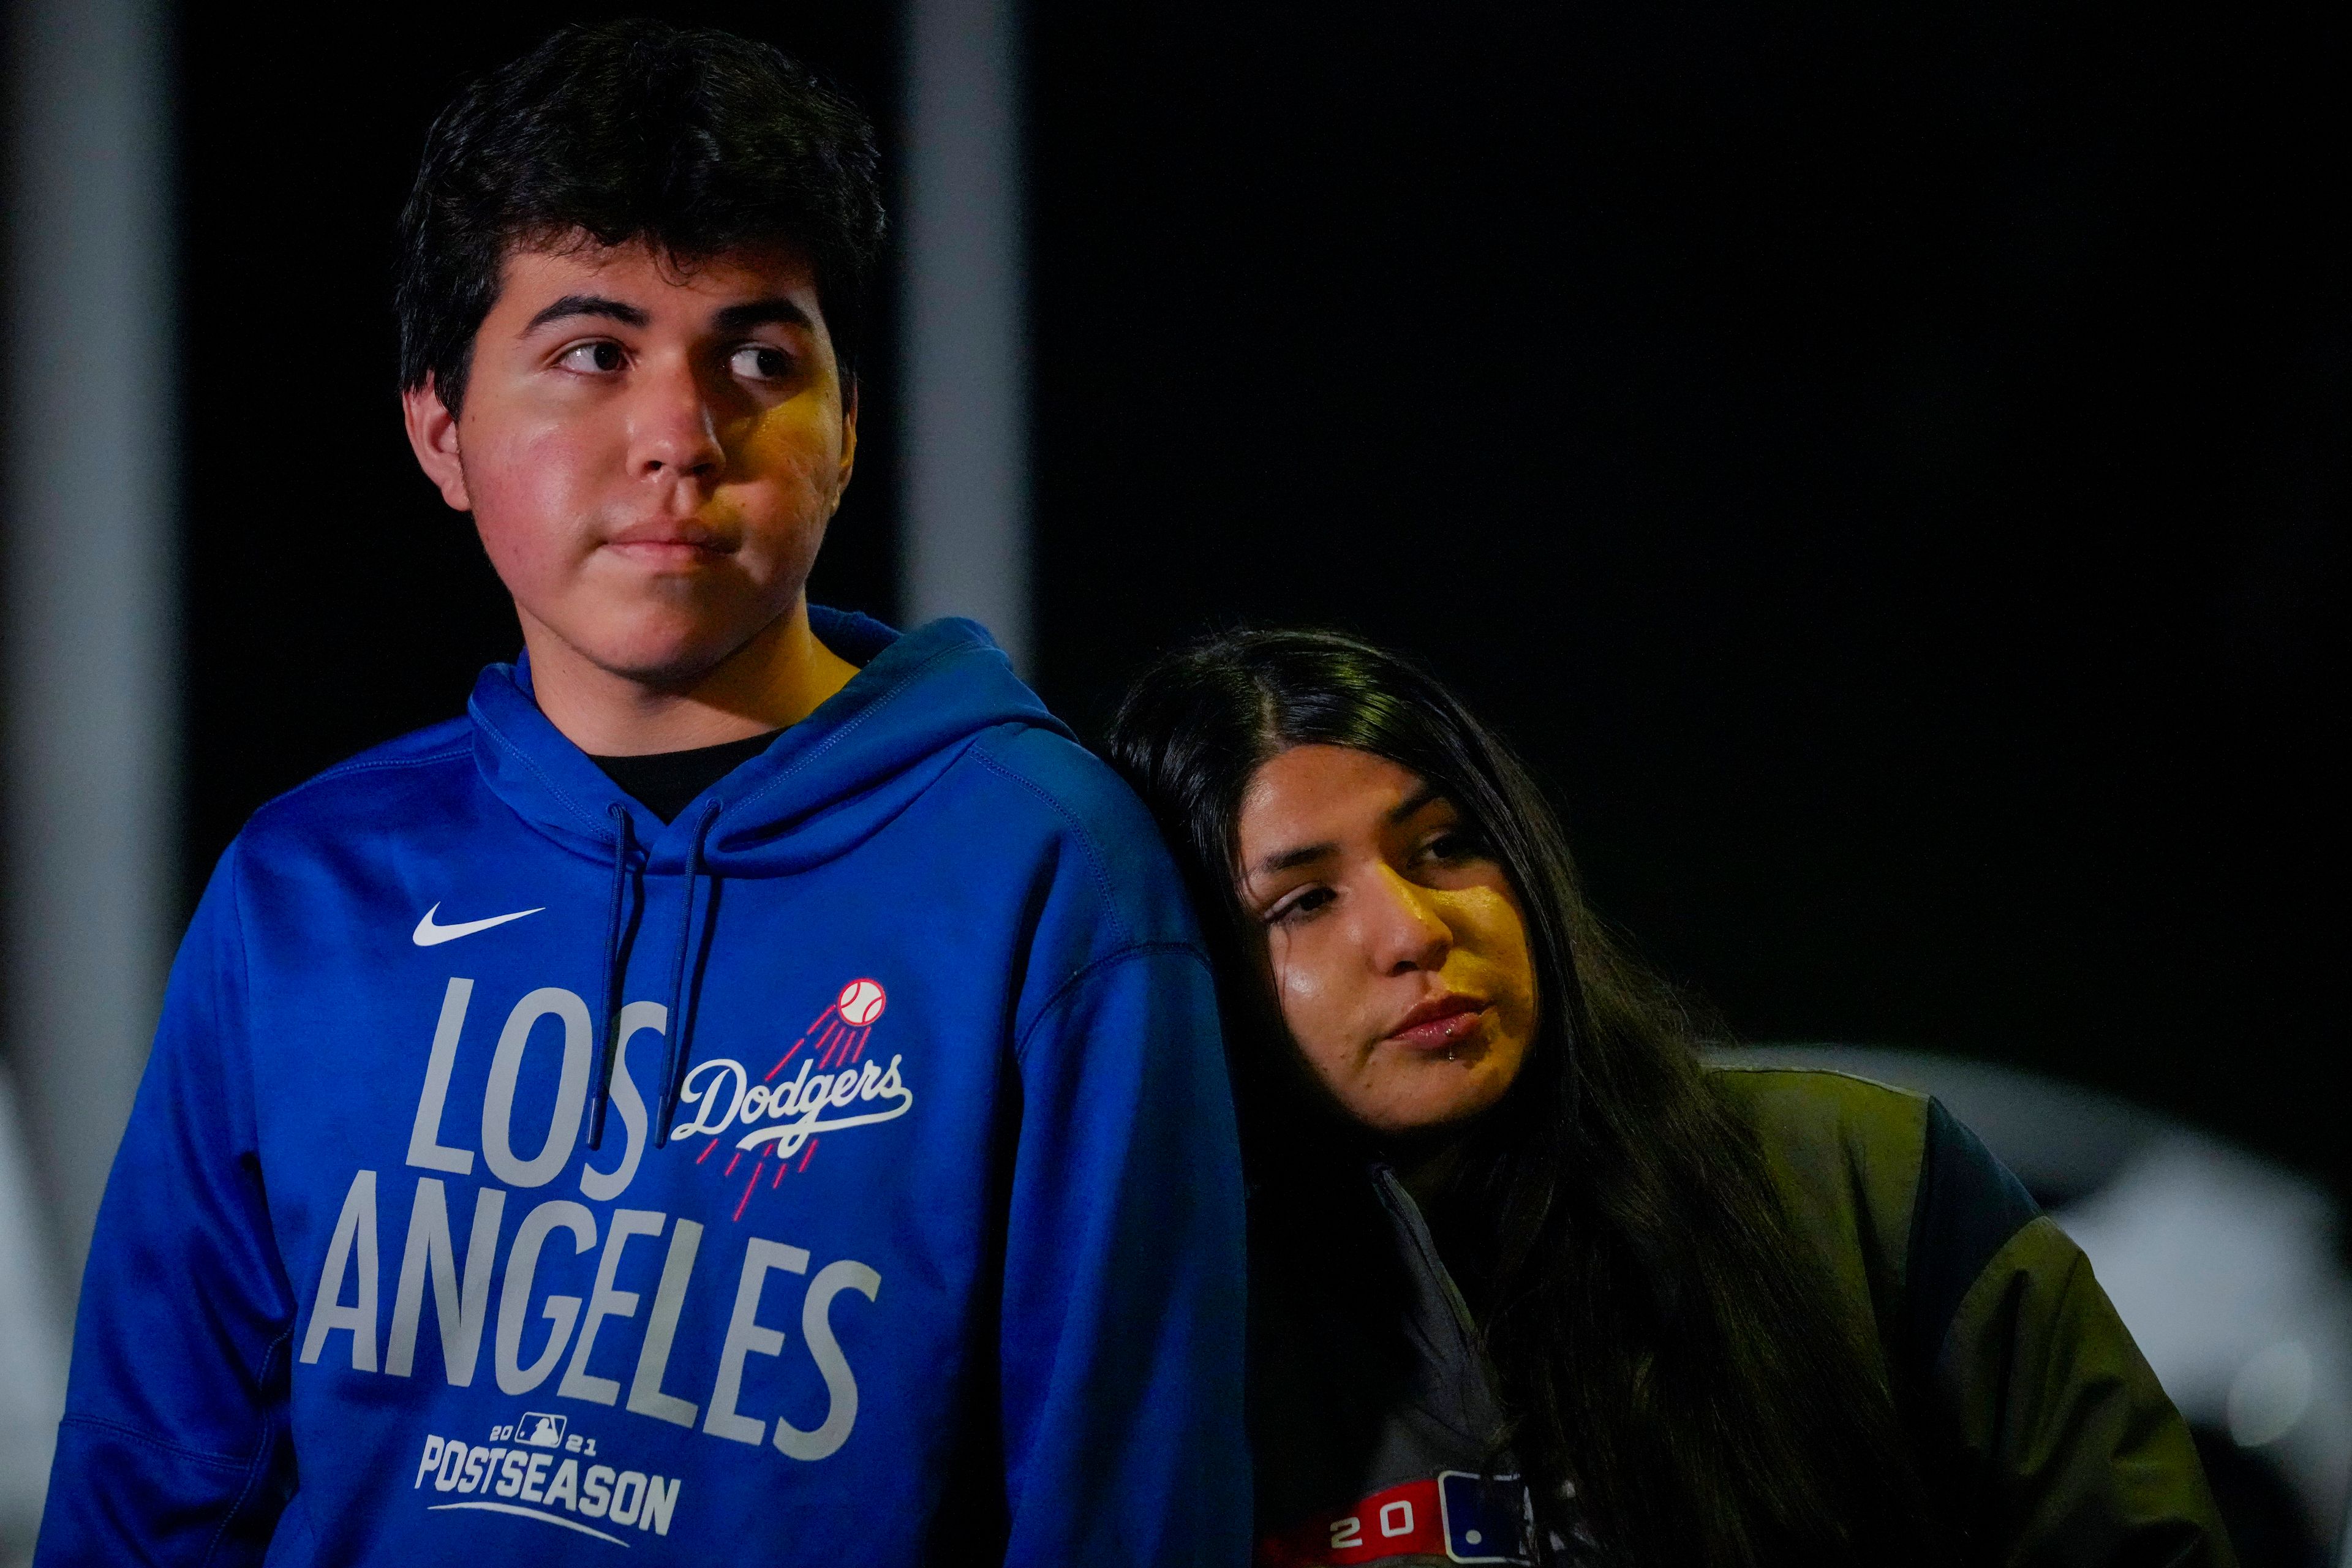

{"left": 1253, "top": 842, "right": 1335, "bottom": 876}
{"left": 1386, "top": 784, "right": 1444, "bottom": 824}
{"left": 1252, "top": 788, "right": 1442, "bottom": 876}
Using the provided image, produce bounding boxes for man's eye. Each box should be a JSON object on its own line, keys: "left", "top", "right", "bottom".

{"left": 729, "top": 344, "right": 794, "bottom": 381}
{"left": 557, "top": 341, "right": 625, "bottom": 374}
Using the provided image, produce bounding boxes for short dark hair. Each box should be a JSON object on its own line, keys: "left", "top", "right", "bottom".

{"left": 396, "top": 19, "right": 884, "bottom": 413}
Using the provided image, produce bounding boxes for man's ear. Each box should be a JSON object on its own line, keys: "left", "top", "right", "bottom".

{"left": 833, "top": 377, "right": 859, "bottom": 505}
{"left": 401, "top": 374, "right": 473, "bottom": 512}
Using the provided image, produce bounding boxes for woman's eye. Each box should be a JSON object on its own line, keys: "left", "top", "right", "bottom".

{"left": 729, "top": 344, "right": 794, "bottom": 381}
{"left": 1267, "top": 886, "right": 1335, "bottom": 926}
{"left": 557, "top": 341, "right": 625, "bottom": 374}
{"left": 1423, "top": 829, "right": 1483, "bottom": 863}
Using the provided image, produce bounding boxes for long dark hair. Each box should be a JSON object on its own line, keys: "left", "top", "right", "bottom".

{"left": 1106, "top": 628, "right": 1945, "bottom": 1567}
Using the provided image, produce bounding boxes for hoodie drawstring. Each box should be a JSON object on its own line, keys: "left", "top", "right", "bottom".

{"left": 588, "top": 804, "right": 639, "bottom": 1151}
{"left": 654, "top": 800, "right": 722, "bottom": 1148}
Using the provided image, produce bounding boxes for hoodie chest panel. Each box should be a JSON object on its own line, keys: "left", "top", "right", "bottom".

{"left": 239, "top": 843, "right": 1025, "bottom": 1557}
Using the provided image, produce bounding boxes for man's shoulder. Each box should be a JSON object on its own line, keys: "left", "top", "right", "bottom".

{"left": 238, "top": 717, "right": 477, "bottom": 848}
{"left": 963, "top": 722, "right": 1161, "bottom": 843}
{"left": 958, "top": 722, "right": 1200, "bottom": 949}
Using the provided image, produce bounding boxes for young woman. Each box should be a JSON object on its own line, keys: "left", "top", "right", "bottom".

{"left": 1107, "top": 628, "right": 2233, "bottom": 1568}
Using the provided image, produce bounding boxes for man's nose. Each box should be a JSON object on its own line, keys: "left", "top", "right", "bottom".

{"left": 1365, "top": 865, "right": 1453, "bottom": 976}
{"left": 628, "top": 356, "right": 726, "bottom": 481}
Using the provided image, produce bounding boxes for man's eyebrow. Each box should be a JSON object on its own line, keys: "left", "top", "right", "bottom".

{"left": 712, "top": 298, "right": 815, "bottom": 334}
{"left": 522, "top": 295, "right": 649, "bottom": 334}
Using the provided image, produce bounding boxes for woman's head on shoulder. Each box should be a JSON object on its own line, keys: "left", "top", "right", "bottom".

{"left": 1104, "top": 627, "right": 1570, "bottom": 1142}
{"left": 1235, "top": 742, "right": 1536, "bottom": 1132}
{"left": 1107, "top": 625, "right": 1947, "bottom": 1567}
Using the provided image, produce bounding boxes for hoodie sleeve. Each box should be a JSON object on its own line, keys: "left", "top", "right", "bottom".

{"left": 36, "top": 846, "right": 298, "bottom": 1564}
{"left": 995, "top": 941, "right": 1250, "bottom": 1568}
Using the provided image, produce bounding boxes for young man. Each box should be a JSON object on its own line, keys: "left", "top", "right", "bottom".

{"left": 37, "top": 22, "right": 1248, "bottom": 1566}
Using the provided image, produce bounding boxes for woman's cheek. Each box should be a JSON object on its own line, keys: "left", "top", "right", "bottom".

{"left": 1270, "top": 949, "right": 1357, "bottom": 1080}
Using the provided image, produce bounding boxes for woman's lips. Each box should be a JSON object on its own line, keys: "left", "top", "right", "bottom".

{"left": 1384, "top": 996, "right": 1490, "bottom": 1052}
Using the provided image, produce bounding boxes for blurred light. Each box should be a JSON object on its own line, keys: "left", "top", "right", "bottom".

{"left": 2230, "top": 1341, "right": 2317, "bottom": 1450}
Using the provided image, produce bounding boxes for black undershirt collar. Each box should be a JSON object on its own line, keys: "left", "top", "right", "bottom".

{"left": 590, "top": 730, "right": 783, "bottom": 824}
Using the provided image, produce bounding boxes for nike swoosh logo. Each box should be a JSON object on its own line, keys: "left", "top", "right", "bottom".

{"left": 413, "top": 902, "right": 546, "bottom": 946}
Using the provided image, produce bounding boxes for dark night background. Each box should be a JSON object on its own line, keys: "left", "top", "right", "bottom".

{"left": 181, "top": 4, "right": 2343, "bottom": 1192}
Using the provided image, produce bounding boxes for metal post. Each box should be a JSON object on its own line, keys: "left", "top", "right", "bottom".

{"left": 902, "top": 0, "right": 1031, "bottom": 670}
{"left": 3, "top": 0, "right": 178, "bottom": 1310}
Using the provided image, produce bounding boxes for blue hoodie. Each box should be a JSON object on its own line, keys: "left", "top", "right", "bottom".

{"left": 37, "top": 610, "right": 1250, "bottom": 1566}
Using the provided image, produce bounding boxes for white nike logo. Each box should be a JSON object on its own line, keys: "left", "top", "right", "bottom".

{"left": 412, "top": 902, "right": 546, "bottom": 946}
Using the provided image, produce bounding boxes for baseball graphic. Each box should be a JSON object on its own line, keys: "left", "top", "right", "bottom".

{"left": 837, "top": 978, "right": 887, "bottom": 1026}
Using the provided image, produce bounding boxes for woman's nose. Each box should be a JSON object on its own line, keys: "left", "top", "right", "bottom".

{"left": 1365, "top": 866, "right": 1453, "bottom": 975}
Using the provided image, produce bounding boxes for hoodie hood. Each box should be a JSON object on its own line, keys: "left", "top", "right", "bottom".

{"left": 468, "top": 607, "right": 1066, "bottom": 876}
{"left": 468, "top": 608, "right": 1071, "bottom": 1145}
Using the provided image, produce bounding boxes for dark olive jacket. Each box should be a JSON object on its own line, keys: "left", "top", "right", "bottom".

{"left": 1250, "top": 1065, "right": 2236, "bottom": 1567}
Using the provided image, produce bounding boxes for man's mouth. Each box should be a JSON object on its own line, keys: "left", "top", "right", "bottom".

{"left": 600, "top": 521, "right": 734, "bottom": 564}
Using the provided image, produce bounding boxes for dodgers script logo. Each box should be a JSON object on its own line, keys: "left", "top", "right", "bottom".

{"left": 674, "top": 980, "right": 913, "bottom": 1221}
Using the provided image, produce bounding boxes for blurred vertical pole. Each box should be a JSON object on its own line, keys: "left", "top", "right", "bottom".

{"left": 4, "top": 0, "right": 179, "bottom": 1311}
{"left": 902, "top": 0, "right": 1030, "bottom": 669}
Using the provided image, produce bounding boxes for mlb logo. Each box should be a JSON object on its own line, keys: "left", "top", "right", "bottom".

{"left": 1438, "top": 1471, "right": 1532, "bottom": 1564}
{"left": 518, "top": 1412, "right": 568, "bottom": 1449}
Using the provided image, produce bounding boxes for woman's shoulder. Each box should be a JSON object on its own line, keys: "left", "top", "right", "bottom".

{"left": 1703, "top": 1057, "right": 2047, "bottom": 1381}
{"left": 1704, "top": 1060, "right": 1936, "bottom": 1237}
{"left": 1701, "top": 1069, "right": 2233, "bottom": 1560}
{"left": 1703, "top": 1059, "right": 1937, "bottom": 1152}
{"left": 1703, "top": 1062, "right": 1935, "bottom": 1341}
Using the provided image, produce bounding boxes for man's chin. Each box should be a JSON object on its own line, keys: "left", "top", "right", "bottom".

{"left": 557, "top": 623, "right": 767, "bottom": 692}
{"left": 592, "top": 639, "right": 747, "bottom": 690}
{"left": 518, "top": 592, "right": 806, "bottom": 695}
